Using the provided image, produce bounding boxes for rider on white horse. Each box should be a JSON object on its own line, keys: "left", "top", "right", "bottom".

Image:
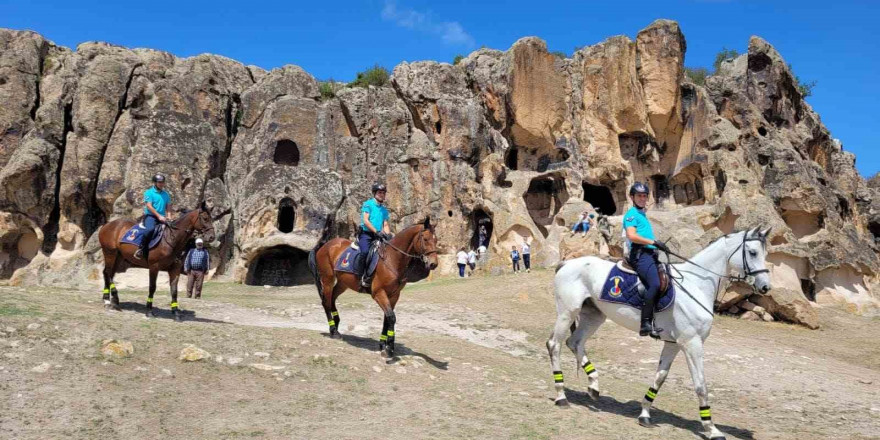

{"left": 623, "top": 182, "right": 671, "bottom": 338}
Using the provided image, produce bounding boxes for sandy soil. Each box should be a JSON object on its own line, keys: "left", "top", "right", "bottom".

{"left": 1, "top": 269, "right": 878, "bottom": 439}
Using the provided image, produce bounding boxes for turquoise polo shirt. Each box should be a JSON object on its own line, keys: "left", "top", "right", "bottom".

{"left": 623, "top": 206, "right": 656, "bottom": 249}
{"left": 360, "top": 198, "right": 388, "bottom": 231}
{"left": 143, "top": 186, "right": 171, "bottom": 216}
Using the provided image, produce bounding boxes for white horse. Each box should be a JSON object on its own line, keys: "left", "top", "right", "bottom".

{"left": 547, "top": 227, "right": 772, "bottom": 440}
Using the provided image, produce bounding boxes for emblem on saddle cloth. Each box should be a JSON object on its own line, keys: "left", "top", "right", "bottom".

{"left": 608, "top": 276, "right": 624, "bottom": 298}
{"left": 599, "top": 264, "right": 675, "bottom": 312}
{"left": 340, "top": 253, "right": 351, "bottom": 268}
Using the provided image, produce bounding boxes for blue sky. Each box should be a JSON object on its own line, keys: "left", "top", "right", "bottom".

{"left": 4, "top": 0, "right": 879, "bottom": 176}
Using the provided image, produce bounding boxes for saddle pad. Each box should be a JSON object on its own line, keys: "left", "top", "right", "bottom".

{"left": 119, "top": 224, "right": 164, "bottom": 249}
{"left": 598, "top": 265, "right": 674, "bottom": 312}
{"left": 333, "top": 244, "right": 380, "bottom": 276}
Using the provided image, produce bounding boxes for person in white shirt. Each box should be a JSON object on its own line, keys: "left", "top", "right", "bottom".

{"left": 456, "top": 248, "right": 468, "bottom": 278}
{"left": 467, "top": 249, "right": 478, "bottom": 275}
{"left": 521, "top": 242, "right": 531, "bottom": 273}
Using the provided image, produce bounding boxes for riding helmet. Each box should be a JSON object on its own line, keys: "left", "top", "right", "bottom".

{"left": 152, "top": 173, "right": 166, "bottom": 183}
{"left": 629, "top": 181, "right": 649, "bottom": 196}
{"left": 372, "top": 183, "right": 387, "bottom": 194}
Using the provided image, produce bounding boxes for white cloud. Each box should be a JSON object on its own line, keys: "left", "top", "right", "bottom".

{"left": 382, "top": 1, "right": 475, "bottom": 47}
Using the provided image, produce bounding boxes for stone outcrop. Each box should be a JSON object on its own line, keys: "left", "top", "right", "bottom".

{"left": 0, "top": 21, "right": 877, "bottom": 319}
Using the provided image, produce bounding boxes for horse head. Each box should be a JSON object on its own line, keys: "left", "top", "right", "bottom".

{"left": 416, "top": 216, "right": 439, "bottom": 270}
{"left": 735, "top": 226, "right": 772, "bottom": 294}
{"left": 195, "top": 201, "right": 216, "bottom": 243}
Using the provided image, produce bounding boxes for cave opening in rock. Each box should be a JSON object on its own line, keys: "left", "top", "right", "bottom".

{"left": 582, "top": 182, "right": 616, "bottom": 215}
{"left": 619, "top": 131, "right": 656, "bottom": 163}
{"left": 869, "top": 220, "right": 880, "bottom": 242}
{"left": 0, "top": 229, "right": 40, "bottom": 279}
{"left": 470, "top": 209, "right": 493, "bottom": 250}
{"left": 525, "top": 175, "right": 568, "bottom": 237}
{"left": 714, "top": 169, "right": 727, "bottom": 196}
{"left": 800, "top": 278, "right": 817, "bottom": 302}
{"left": 273, "top": 139, "right": 300, "bottom": 166}
{"left": 650, "top": 175, "right": 670, "bottom": 205}
{"left": 277, "top": 198, "right": 295, "bottom": 233}
{"left": 245, "top": 246, "right": 311, "bottom": 286}
{"left": 505, "top": 147, "right": 518, "bottom": 170}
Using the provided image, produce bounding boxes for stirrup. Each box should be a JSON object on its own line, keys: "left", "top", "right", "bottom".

{"left": 134, "top": 249, "right": 144, "bottom": 260}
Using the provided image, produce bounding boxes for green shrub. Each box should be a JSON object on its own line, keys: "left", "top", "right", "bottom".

{"left": 713, "top": 47, "right": 740, "bottom": 71}
{"left": 788, "top": 63, "right": 817, "bottom": 97}
{"left": 319, "top": 81, "right": 342, "bottom": 100}
{"left": 349, "top": 65, "right": 390, "bottom": 88}
{"left": 453, "top": 54, "right": 464, "bottom": 65}
{"left": 684, "top": 67, "right": 709, "bottom": 86}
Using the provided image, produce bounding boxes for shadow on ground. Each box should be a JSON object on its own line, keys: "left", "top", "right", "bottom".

{"left": 565, "top": 389, "right": 755, "bottom": 440}
{"left": 113, "top": 301, "right": 231, "bottom": 325}
{"left": 323, "top": 332, "right": 449, "bottom": 370}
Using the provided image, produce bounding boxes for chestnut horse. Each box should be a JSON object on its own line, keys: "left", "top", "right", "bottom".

{"left": 308, "top": 217, "right": 439, "bottom": 357}
{"left": 97, "top": 201, "right": 216, "bottom": 321}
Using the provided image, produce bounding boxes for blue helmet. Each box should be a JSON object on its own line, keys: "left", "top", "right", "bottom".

{"left": 629, "top": 182, "right": 649, "bottom": 196}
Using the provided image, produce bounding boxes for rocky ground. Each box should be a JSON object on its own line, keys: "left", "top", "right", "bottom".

{"left": 1, "top": 270, "right": 878, "bottom": 439}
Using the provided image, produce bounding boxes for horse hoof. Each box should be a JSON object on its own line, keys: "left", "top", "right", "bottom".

{"left": 145, "top": 309, "right": 157, "bottom": 318}
{"left": 383, "top": 347, "right": 394, "bottom": 358}
{"left": 555, "top": 399, "right": 570, "bottom": 407}
{"left": 638, "top": 417, "right": 654, "bottom": 428}
{"left": 329, "top": 332, "right": 343, "bottom": 340}
{"left": 588, "top": 388, "right": 600, "bottom": 400}
{"left": 104, "top": 303, "right": 113, "bottom": 311}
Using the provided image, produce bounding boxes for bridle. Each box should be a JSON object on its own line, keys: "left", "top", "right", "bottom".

{"left": 383, "top": 227, "right": 438, "bottom": 267}
{"left": 662, "top": 231, "right": 769, "bottom": 318}
{"left": 163, "top": 209, "right": 215, "bottom": 248}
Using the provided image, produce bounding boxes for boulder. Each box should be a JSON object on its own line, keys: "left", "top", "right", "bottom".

{"left": 179, "top": 345, "right": 210, "bottom": 362}
{"left": 101, "top": 339, "right": 134, "bottom": 358}
{"left": 750, "top": 288, "right": 819, "bottom": 329}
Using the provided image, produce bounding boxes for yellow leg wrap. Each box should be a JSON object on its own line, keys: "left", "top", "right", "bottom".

{"left": 102, "top": 288, "right": 110, "bottom": 294}
{"left": 386, "top": 330, "right": 395, "bottom": 337}
{"left": 583, "top": 362, "right": 596, "bottom": 374}
{"left": 170, "top": 302, "right": 179, "bottom": 308}
{"left": 331, "top": 311, "right": 339, "bottom": 317}
{"left": 379, "top": 335, "right": 388, "bottom": 341}
{"left": 109, "top": 283, "right": 116, "bottom": 290}
{"left": 328, "top": 320, "right": 336, "bottom": 326}
{"left": 146, "top": 298, "right": 153, "bottom": 303}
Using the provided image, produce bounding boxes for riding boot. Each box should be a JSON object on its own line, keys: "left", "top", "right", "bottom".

{"left": 639, "top": 305, "right": 663, "bottom": 339}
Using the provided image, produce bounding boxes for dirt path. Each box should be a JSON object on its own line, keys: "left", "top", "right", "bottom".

{"left": 1, "top": 270, "right": 878, "bottom": 439}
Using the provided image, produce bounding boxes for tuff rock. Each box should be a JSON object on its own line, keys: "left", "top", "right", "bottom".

{"left": 0, "top": 21, "right": 877, "bottom": 318}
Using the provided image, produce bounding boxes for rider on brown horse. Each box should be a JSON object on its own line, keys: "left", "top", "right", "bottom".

{"left": 358, "top": 183, "right": 392, "bottom": 288}
{"left": 135, "top": 173, "right": 172, "bottom": 260}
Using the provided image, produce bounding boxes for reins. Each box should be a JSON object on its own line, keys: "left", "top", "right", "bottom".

{"left": 659, "top": 232, "right": 769, "bottom": 319}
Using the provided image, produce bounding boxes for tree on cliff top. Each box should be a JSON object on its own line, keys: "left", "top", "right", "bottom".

{"left": 350, "top": 65, "right": 390, "bottom": 88}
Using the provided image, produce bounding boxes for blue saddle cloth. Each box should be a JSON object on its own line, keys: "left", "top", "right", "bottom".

{"left": 334, "top": 244, "right": 380, "bottom": 277}
{"left": 119, "top": 223, "right": 164, "bottom": 249}
{"left": 599, "top": 264, "right": 674, "bottom": 312}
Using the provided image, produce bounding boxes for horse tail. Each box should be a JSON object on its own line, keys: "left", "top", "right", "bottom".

{"left": 308, "top": 247, "right": 323, "bottom": 298}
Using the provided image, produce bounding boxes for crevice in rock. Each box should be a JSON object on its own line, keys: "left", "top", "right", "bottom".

{"left": 391, "top": 80, "right": 428, "bottom": 137}
{"left": 30, "top": 50, "right": 45, "bottom": 121}
{"left": 41, "top": 102, "right": 72, "bottom": 255}
{"left": 211, "top": 94, "right": 241, "bottom": 181}
{"left": 338, "top": 99, "right": 360, "bottom": 139}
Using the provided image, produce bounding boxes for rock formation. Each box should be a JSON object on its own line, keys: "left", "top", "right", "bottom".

{"left": 1, "top": 20, "right": 878, "bottom": 322}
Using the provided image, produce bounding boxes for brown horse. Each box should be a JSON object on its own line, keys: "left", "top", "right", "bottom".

{"left": 97, "top": 201, "right": 216, "bottom": 321}
{"left": 308, "top": 217, "right": 439, "bottom": 357}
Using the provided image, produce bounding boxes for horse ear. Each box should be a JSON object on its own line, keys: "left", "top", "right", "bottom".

{"left": 200, "top": 200, "right": 208, "bottom": 212}
{"left": 761, "top": 226, "right": 772, "bottom": 238}
{"left": 423, "top": 216, "right": 431, "bottom": 229}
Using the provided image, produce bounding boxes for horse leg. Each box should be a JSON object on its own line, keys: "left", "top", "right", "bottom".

{"left": 638, "top": 341, "right": 681, "bottom": 427}
{"left": 324, "top": 282, "right": 345, "bottom": 339}
{"left": 145, "top": 267, "right": 158, "bottom": 317}
{"left": 109, "top": 252, "right": 121, "bottom": 310}
{"left": 566, "top": 304, "right": 606, "bottom": 400}
{"left": 102, "top": 254, "right": 114, "bottom": 310}
{"left": 546, "top": 306, "right": 577, "bottom": 407}
{"left": 682, "top": 338, "right": 726, "bottom": 440}
{"left": 386, "top": 289, "right": 401, "bottom": 358}
{"left": 169, "top": 266, "right": 182, "bottom": 322}
{"left": 373, "top": 288, "right": 395, "bottom": 357}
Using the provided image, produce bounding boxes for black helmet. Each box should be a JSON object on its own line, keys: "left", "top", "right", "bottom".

{"left": 371, "top": 183, "right": 387, "bottom": 194}
{"left": 629, "top": 182, "right": 649, "bottom": 196}
{"left": 152, "top": 173, "right": 166, "bottom": 183}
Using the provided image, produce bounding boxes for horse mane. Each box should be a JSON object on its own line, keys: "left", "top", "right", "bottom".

{"left": 172, "top": 209, "right": 194, "bottom": 227}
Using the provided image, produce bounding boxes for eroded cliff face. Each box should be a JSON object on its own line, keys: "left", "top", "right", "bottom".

{"left": 1, "top": 21, "right": 877, "bottom": 315}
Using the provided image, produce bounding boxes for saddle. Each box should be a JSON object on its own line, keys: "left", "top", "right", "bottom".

{"left": 119, "top": 222, "right": 165, "bottom": 249}
{"left": 618, "top": 259, "right": 669, "bottom": 295}
{"left": 334, "top": 241, "right": 381, "bottom": 279}
{"left": 600, "top": 261, "right": 675, "bottom": 312}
